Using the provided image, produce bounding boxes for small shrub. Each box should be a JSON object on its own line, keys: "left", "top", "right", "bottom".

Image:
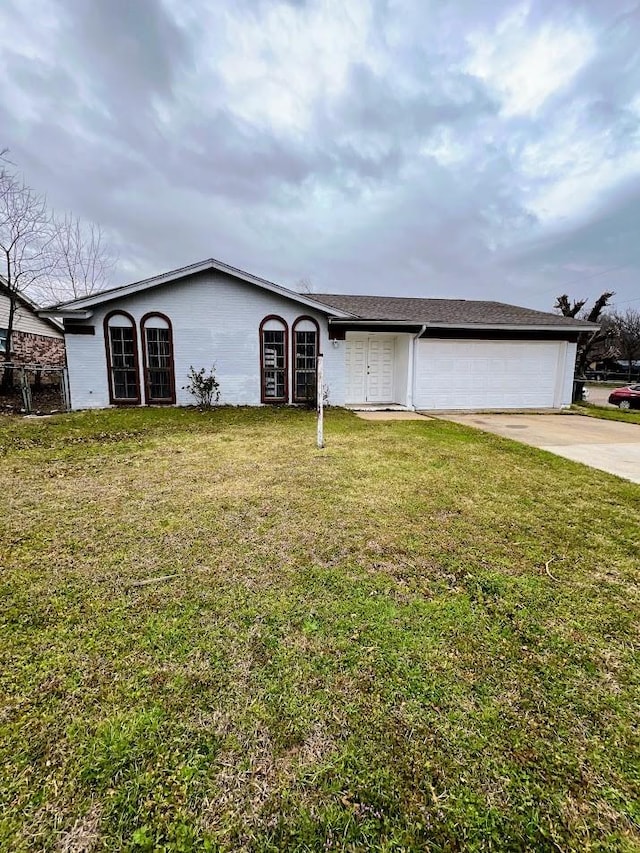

{"left": 183, "top": 366, "right": 220, "bottom": 409}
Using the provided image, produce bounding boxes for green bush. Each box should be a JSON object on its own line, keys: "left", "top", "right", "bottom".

{"left": 182, "top": 366, "right": 220, "bottom": 408}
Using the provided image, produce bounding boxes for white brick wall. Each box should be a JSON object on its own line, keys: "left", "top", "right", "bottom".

{"left": 562, "top": 341, "right": 578, "bottom": 407}
{"left": 66, "top": 269, "right": 346, "bottom": 410}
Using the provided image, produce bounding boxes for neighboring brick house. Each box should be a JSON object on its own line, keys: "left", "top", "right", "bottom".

{"left": 0, "top": 280, "right": 65, "bottom": 368}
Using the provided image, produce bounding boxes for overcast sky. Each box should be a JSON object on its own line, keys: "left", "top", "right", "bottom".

{"left": 1, "top": 0, "right": 639, "bottom": 311}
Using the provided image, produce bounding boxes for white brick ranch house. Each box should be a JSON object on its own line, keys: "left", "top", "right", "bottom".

{"left": 40, "top": 258, "right": 597, "bottom": 412}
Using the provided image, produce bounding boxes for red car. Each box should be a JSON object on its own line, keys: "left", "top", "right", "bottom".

{"left": 608, "top": 384, "right": 640, "bottom": 410}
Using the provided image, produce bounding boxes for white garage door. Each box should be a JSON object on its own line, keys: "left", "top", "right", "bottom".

{"left": 414, "top": 339, "right": 566, "bottom": 410}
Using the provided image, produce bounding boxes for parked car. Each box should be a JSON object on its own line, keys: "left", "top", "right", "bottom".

{"left": 608, "top": 385, "right": 640, "bottom": 410}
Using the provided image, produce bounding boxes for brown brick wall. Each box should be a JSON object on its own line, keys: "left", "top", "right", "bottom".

{"left": 8, "top": 330, "right": 66, "bottom": 366}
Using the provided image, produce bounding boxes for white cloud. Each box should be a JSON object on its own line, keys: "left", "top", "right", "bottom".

{"left": 519, "top": 99, "right": 640, "bottom": 225}
{"left": 418, "top": 126, "right": 470, "bottom": 166}
{"left": 465, "top": 3, "right": 595, "bottom": 117}
{"left": 212, "top": 0, "right": 379, "bottom": 132}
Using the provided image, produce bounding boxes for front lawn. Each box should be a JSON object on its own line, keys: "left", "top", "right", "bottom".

{"left": 573, "top": 402, "right": 640, "bottom": 425}
{"left": 1, "top": 408, "right": 638, "bottom": 852}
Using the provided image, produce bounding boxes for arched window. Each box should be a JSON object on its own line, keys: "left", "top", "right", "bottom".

{"left": 141, "top": 313, "right": 176, "bottom": 404}
{"left": 260, "top": 315, "right": 288, "bottom": 403}
{"left": 292, "top": 316, "right": 320, "bottom": 403}
{"left": 104, "top": 311, "right": 140, "bottom": 404}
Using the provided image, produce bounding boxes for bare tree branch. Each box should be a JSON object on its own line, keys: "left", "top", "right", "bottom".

{"left": 36, "top": 213, "right": 117, "bottom": 303}
{"left": 586, "top": 292, "right": 615, "bottom": 324}
{"left": 296, "top": 277, "right": 316, "bottom": 294}
{"left": 0, "top": 168, "right": 53, "bottom": 382}
{"left": 1, "top": 156, "right": 116, "bottom": 388}
{"left": 555, "top": 291, "right": 615, "bottom": 376}
{"left": 610, "top": 309, "right": 640, "bottom": 380}
{"left": 555, "top": 295, "right": 587, "bottom": 318}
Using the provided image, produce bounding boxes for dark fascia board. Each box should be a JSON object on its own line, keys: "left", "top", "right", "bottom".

{"left": 328, "top": 318, "right": 600, "bottom": 333}
{"left": 46, "top": 259, "right": 356, "bottom": 319}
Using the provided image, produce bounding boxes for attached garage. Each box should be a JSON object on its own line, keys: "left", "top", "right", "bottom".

{"left": 311, "top": 293, "right": 595, "bottom": 412}
{"left": 414, "top": 338, "right": 574, "bottom": 410}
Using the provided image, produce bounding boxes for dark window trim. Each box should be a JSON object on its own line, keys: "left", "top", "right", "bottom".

{"left": 63, "top": 321, "right": 95, "bottom": 335}
{"left": 259, "top": 314, "right": 289, "bottom": 404}
{"left": 140, "top": 312, "right": 176, "bottom": 405}
{"left": 292, "top": 315, "right": 320, "bottom": 403}
{"left": 103, "top": 310, "right": 141, "bottom": 405}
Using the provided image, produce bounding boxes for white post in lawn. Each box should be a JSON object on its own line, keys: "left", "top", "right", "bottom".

{"left": 317, "top": 353, "right": 324, "bottom": 449}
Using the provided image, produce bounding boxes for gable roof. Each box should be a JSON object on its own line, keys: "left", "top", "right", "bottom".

{"left": 312, "top": 294, "right": 599, "bottom": 331}
{"left": 0, "top": 278, "right": 63, "bottom": 334}
{"left": 39, "top": 256, "right": 598, "bottom": 333}
{"left": 44, "top": 258, "right": 355, "bottom": 319}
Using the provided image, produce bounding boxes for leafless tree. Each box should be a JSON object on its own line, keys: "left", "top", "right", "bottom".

{"left": 555, "top": 291, "right": 615, "bottom": 376}
{"left": 38, "top": 213, "right": 116, "bottom": 304}
{"left": 610, "top": 308, "right": 640, "bottom": 380}
{"left": 1, "top": 154, "right": 115, "bottom": 388}
{"left": 297, "top": 277, "right": 316, "bottom": 294}
{"left": 0, "top": 161, "right": 54, "bottom": 388}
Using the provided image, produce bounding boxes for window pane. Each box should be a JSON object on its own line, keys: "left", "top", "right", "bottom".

{"left": 264, "top": 369, "right": 285, "bottom": 399}
{"left": 0, "top": 328, "right": 6, "bottom": 353}
{"left": 294, "top": 329, "right": 317, "bottom": 401}
{"left": 149, "top": 368, "right": 171, "bottom": 399}
{"left": 262, "top": 329, "right": 286, "bottom": 400}
{"left": 145, "top": 326, "right": 173, "bottom": 401}
{"left": 295, "top": 372, "right": 316, "bottom": 401}
{"left": 146, "top": 328, "right": 170, "bottom": 369}
{"left": 109, "top": 327, "right": 135, "bottom": 368}
{"left": 112, "top": 368, "right": 138, "bottom": 400}
{"left": 109, "top": 326, "right": 138, "bottom": 399}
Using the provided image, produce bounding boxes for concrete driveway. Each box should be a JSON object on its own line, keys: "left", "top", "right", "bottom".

{"left": 441, "top": 413, "right": 640, "bottom": 484}
{"left": 585, "top": 384, "right": 617, "bottom": 408}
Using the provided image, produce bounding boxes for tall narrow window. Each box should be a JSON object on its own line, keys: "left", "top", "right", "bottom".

{"left": 141, "top": 313, "right": 175, "bottom": 404}
{"left": 0, "top": 328, "right": 7, "bottom": 354}
{"left": 292, "top": 317, "right": 320, "bottom": 403}
{"left": 104, "top": 312, "right": 140, "bottom": 404}
{"left": 260, "top": 316, "right": 288, "bottom": 403}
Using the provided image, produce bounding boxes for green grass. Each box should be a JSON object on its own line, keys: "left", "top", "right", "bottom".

{"left": 1, "top": 407, "right": 639, "bottom": 852}
{"left": 585, "top": 382, "right": 631, "bottom": 389}
{"left": 573, "top": 402, "right": 640, "bottom": 425}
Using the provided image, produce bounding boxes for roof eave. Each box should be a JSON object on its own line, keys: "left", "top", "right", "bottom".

{"left": 39, "top": 308, "right": 94, "bottom": 320}
{"left": 328, "top": 319, "right": 600, "bottom": 332}
{"left": 51, "top": 258, "right": 356, "bottom": 319}
{"left": 423, "top": 321, "right": 601, "bottom": 332}
{"left": 0, "top": 279, "right": 64, "bottom": 332}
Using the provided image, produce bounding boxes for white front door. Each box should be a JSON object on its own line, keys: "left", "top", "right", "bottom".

{"left": 366, "top": 337, "right": 395, "bottom": 402}
{"left": 346, "top": 336, "right": 395, "bottom": 403}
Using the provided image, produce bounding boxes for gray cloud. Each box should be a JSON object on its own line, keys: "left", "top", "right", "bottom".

{"left": 58, "top": 0, "right": 192, "bottom": 104}
{"left": 0, "top": 0, "right": 639, "bottom": 311}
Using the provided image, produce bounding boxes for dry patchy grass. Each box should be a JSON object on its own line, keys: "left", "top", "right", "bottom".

{"left": 0, "top": 407, "right": 639, "bottom": 852}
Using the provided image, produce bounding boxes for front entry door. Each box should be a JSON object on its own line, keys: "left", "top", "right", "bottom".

{"left": 366, "top": 337, "right": 394, "bottom": 402}
{"left": 346, "top": 336, "right": 395, "bottom": 403}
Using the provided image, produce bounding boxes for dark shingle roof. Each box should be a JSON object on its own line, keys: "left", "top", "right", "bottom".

{"left": 310, "top": 294, "right": 597, "bottom": 328}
